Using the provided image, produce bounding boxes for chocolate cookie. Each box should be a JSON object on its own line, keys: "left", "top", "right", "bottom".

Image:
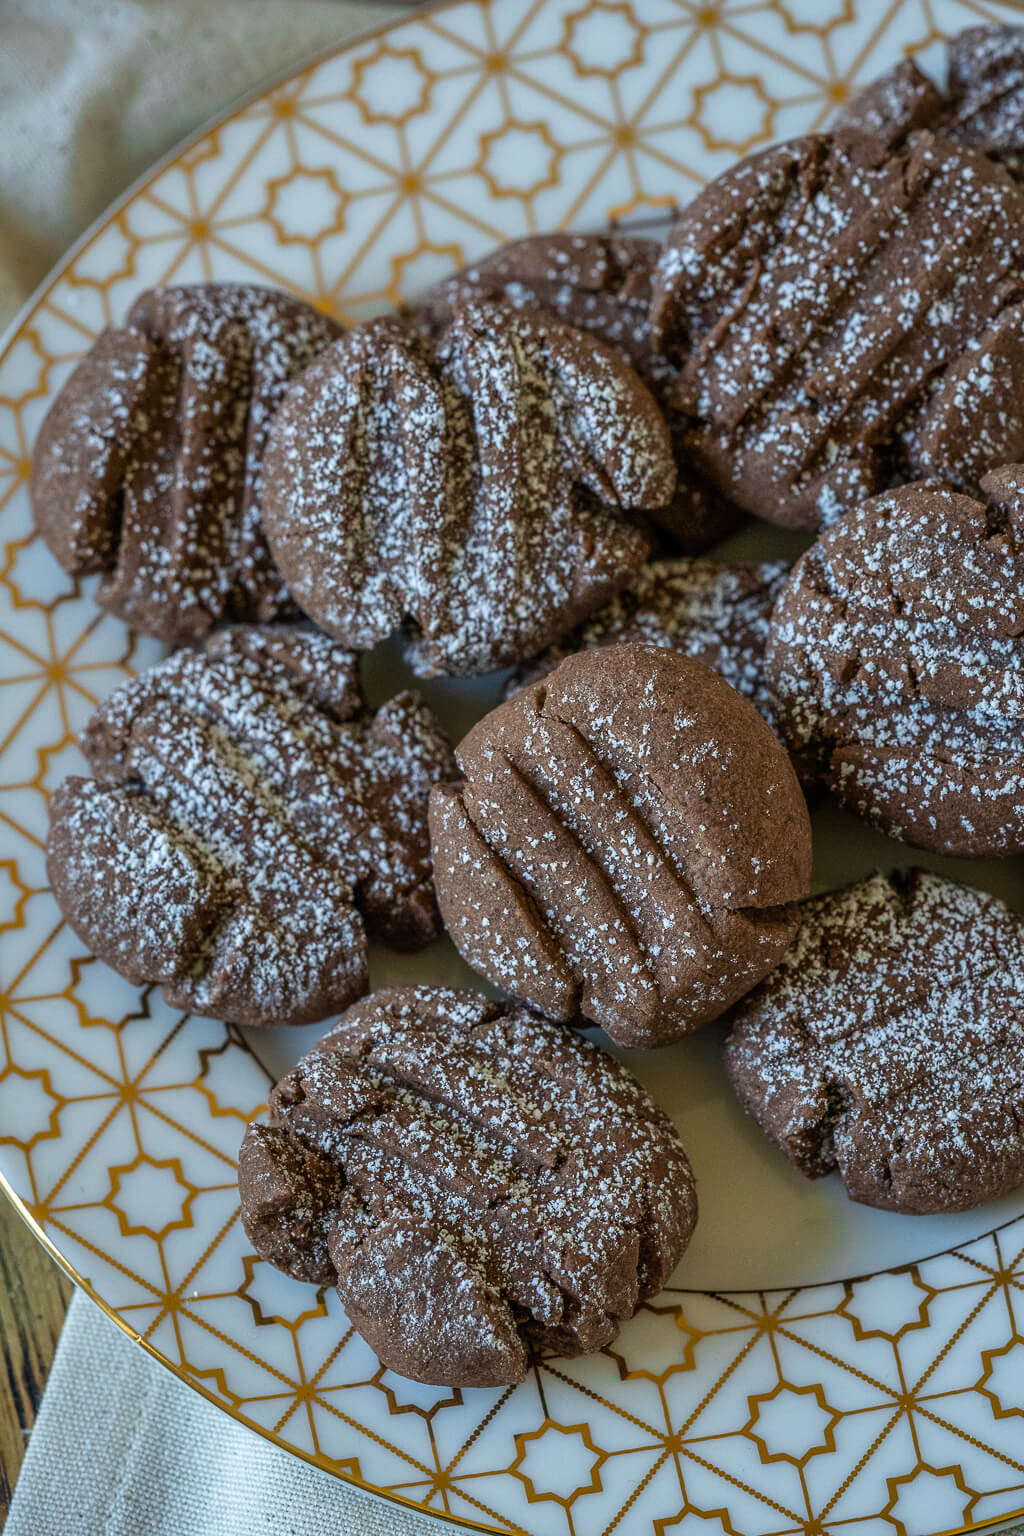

{"left": 768, "top": 469, "right": 1024, "bottom": 857}
{"left": 833, "top": 58, "right": 944, "bottom": 144}
{"left": 506, "top": 555, "right": 787, "bottom": 726}
{"left": 418, "top": 232, "right": 656, "bottom": 369}
{"left": 262, "top": 300, "right": 672, "bottom": 677}
{"left": 430, "top": 643, "right": 811, "bottom": 1047}
{"left": 724, "top": 870, "right": 1024, "bottom": 1214}
{"left": 836, "top": 26, "right": 1024, "bottom": 180}
{"left": 47, "top": 627, "right": 455, "bottom": 1028}
{"left": 32, "top": 284, "right": 341, "bottom": 643}
{"left": 238, "top": 986, "right": 697, "bottom": 1385}
{"left": 650, "top": 131, "right": 1024, "bottom": 530}
{"left": 417, "top": 233, "right": 742, "bottom": 553}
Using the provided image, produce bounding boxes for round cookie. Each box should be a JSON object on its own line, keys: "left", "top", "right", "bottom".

{"left": 32, "top": 283, "right": 341, "bottom": 642}
{"left": 429, "top": 642, "right": 811, "bottom": 1048}
{"left": 417, "top": 232, "right": 743, "bottom": 553}
{"left": 836, "top": 26, "right": 1024, "bottom": 180}
{"left": 238, "top": 986, "right": 697, "bottom": 1386}
{"left": 767, "top": 468, "right": 1024, "bottom": 857}
{"left": 262, "top": 299, "right": 672, "bottom": 678}
{"left": 724, "top": 870, "right": 1024, "bottom": 1214}
{"left": 650, "top": 131, "right": 1024, "bottom": 530}
{"left": 506, "top": 555, "right": 787, "bottom": 727}
{"left": 47, "top": 626, "right": 455, "bottom": 1028}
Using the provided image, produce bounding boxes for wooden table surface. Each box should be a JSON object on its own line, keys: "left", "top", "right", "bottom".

{"left": 0, "top": 1202, "right": 72, "bottom": 1526}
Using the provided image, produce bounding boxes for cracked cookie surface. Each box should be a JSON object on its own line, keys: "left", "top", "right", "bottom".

{"left": 724, "top": 869, "right": 1024, "bottom": 1214}
{"left": 430, "top": 642, "right": 811, "bottom": 1048}
{"left": 238, "top": 986, "right": 697, "bottom": 1386}
{"left": 46, "top": 626, "right": 455, "bottom": 1028}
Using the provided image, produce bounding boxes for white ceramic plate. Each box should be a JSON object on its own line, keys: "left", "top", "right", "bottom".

{"left": 4, "top": 2, "right": 1024, "bottom": 1532}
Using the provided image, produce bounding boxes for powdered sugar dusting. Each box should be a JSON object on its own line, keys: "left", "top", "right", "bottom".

{"left": 767, "top": 470, "right": 1024, "bottom": 856}
{"left": 31, "top": 283, "right": 341, "bottom": 643}
{"left": 238, "top": 986, "right": 697, "bottom": 1386}
{"left": 836, "top": 25, "right": 1024, "bottom": 182}
{"left": 724, "top": 869, "right": 1024, "bottom": 1214}
{"left": 261, "top": 299, "right": 674, "bottom": 677}
{"left": 417, "top": 232, "right": 658, "bottom": 368}
{"left": 506, "top": 555, "right": 787, "bottom": 723}
{"left": 651, "top": 131, "right": 1024, "bottom": 531}
{"left": 46, "top": 626, "right": 455, "bottom": 1028}
{"left": 833, "top": 57, "right": 944, "bottom": 144}
{"left": 415, "top": 231, "right": 744, "bottom": 553}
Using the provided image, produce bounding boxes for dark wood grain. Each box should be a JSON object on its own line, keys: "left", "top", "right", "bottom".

{"left": 0, "top": 1203, "right": 72, "bottom": 1526}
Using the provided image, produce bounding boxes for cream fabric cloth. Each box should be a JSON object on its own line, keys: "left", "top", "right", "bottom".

{"left": 0, "top": 0, "right": 397, "bottom": 328}
{"left": 7, "top": 1292, "right": 440, "bottom": 1535}
{"left": 2, "top": 12, "right": 438, "bottom": 1531}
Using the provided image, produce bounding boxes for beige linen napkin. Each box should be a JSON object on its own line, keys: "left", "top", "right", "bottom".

{"left": 0, "top": 0, "right": 394, "bottom": 327}
{"left": 7, "top": 1292, "right": 443, "bottom": 1534}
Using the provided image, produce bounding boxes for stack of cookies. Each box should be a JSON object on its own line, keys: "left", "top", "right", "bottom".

{"left": 32, "top": 22, "right": 1024, "bottom": 1388}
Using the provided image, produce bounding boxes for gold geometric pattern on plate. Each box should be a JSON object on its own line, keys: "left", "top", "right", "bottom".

{"left": 4, "top": 1, "right": 1024, "bottom": 1532}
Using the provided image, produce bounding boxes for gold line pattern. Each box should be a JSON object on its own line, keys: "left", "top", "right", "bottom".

{"left": 4, "top": 1, "right": 1024, "bottom": 1532}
